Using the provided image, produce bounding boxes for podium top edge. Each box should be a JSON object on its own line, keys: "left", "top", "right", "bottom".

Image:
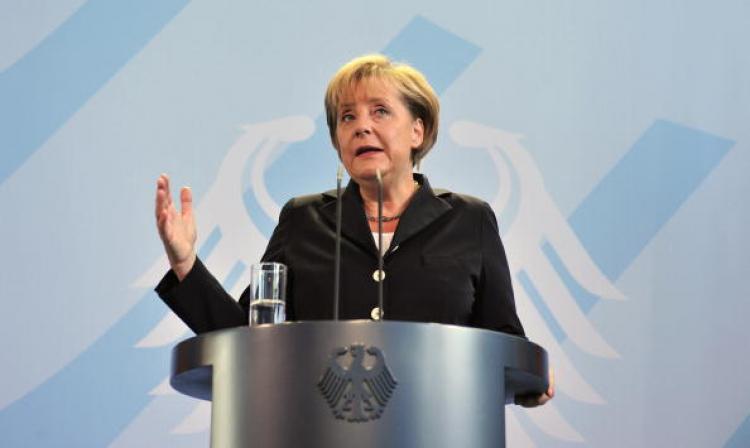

{"left": 180, "top": 320, "right": 544, "bottom": 352}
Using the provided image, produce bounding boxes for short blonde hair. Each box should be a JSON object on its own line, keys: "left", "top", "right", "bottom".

{"left": 324, "top": 54, "right": 440, "bottom": 165}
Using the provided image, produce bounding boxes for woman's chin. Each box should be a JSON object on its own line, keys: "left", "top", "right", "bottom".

{"left": 349, "top": 164, "right": 387, "bottom": 181}
{"left": 350, "top": 172, "right": 379, "bottom": 184}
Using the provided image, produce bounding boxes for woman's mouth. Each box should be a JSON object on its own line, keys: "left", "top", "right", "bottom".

{"left": 355, "top": 146, "right": 384, "bottom": 157}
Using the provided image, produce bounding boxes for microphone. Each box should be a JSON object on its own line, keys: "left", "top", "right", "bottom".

{"left": 375, "top": 169, "right": 384, "bottom": 321}
{"left": 333, "top": 164, "right": 344, "bottom": 320}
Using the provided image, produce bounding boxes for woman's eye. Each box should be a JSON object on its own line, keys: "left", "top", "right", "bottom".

{"left": 340, "top": 113, "right": 354, "bottom": 122}
{"left": 374, "top": 107, "right": 389, "bottom": 116}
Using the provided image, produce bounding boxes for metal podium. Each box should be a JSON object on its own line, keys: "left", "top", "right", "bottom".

{"left": 170, "top": 320, "right": 548, "bottom": 447}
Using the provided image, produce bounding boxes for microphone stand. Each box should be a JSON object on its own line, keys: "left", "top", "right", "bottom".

{"left": 333, "top": 165, "right": 343, "bottom": 320}
{"left": 376, "top": 169, "right": 384, "bottom": 321}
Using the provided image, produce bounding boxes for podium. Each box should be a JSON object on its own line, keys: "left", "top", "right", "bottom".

{"left": 170, "top": 321, "right": 548, "bottom": 447}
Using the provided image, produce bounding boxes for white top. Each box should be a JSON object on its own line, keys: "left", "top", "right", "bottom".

{"left": 372, "top": 232, "right": 394, "bottom": 256}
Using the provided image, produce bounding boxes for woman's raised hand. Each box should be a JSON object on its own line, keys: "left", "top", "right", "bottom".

{"left": 155, "top": 174, "right": 197, "bottom": 281}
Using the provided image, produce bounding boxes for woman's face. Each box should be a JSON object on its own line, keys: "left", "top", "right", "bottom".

{"left": 335, "top": 78, "right": 424, "bottom": 184}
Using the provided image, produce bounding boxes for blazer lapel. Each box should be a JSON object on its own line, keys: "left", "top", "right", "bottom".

{"left": 319, "top": 181, "right": 379, "bottom": 255}
{"left": 392, "top": 174, "right": 452, "bottom": 247}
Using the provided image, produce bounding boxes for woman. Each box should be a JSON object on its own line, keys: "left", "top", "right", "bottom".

{"left": 155, "top": 55, "right": 552, "bottom": 405}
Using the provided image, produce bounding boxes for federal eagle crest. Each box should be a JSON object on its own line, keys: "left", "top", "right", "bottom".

{"left": 317, "top": 344, "right": 398, "bottom": 422}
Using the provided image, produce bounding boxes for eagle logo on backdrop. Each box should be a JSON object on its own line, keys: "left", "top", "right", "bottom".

{"left": 317, "top": 344, "right": 398, "bottom": 422}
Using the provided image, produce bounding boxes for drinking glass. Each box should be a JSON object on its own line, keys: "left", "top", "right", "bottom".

{"left": 248, "top": 262, "right": 287, "bottom": 326}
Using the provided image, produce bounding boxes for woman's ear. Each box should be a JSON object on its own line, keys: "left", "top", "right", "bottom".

{"left": 411, "top": 118, "right": 424, "bottom": 149}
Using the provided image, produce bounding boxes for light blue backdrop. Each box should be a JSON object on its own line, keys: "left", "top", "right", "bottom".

{"left": 1, "top": 0, "right": 748, "bottom": 446}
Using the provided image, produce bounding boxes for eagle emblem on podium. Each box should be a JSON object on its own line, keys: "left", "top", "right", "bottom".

{"left": 317, "top": 344, "right": 398, "bottom": 422}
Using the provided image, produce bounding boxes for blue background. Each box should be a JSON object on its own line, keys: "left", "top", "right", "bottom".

{"left": 1, "top": 1, "right": 748, "bottom": 446}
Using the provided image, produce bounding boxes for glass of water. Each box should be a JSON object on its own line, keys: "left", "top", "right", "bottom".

{"left": 248, "top": 262, "right": 287, "bottom": 326}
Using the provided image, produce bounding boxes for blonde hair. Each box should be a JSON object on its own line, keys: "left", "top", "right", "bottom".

{"left": 324, "top": 54, "right": 440, "bottom": 165}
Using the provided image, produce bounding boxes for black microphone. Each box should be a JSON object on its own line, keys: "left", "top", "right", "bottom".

{"left": 375, "top": 169, "right": 384, "bottom": 321}
{"left": 333, "top": 164, "right": 343, "bottom": 320}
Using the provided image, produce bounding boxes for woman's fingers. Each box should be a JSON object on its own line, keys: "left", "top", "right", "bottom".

{"left": 155, "top": 174, "right": 172, "bottom": 220}
{"left": 547, "top": 367, "right": 556, "bottom": 398}
{"left": 154, "top": 174, "right": 196, "bottom": 249}
{"left": 155, "top": 175, "right": 180, "bottom": 240}
{"left": 180, "top": 186, "right": 193, "bottom": 219}
{"left": 153, "top": 174, "right": 197, "bottom": 280}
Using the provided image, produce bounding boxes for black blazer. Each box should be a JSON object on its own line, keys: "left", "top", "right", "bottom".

{"left": 156, "top": 174, "right": 525, "bottom": 336}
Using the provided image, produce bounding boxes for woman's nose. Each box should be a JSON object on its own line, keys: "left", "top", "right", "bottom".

{"left": 353, "top": 115, "right": 373, "bottom": 137}
{"left": 354, "top": 126, "right": 371, "bottom": 137}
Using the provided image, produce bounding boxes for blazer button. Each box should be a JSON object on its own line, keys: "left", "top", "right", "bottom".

{"left": 371, "top": 307, "right": 383, "bottom": 320}
{"left": 372, "top": 269, "right": 386, "bottom": 282}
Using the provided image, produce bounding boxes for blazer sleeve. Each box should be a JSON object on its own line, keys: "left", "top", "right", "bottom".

{"left": 155, "top": 257, "right": 247, "bottom": 334}
{"left": 470, "top": 202, "right": 526, "bottom": 337}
